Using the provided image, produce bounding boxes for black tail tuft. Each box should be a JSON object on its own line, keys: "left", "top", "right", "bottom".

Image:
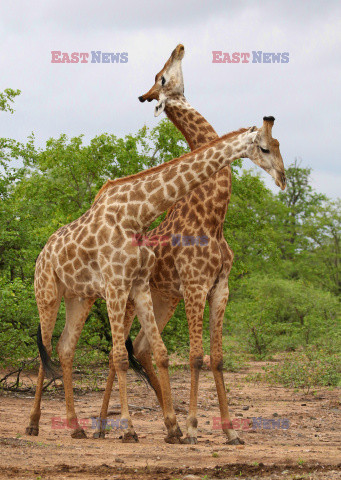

{"left": 37, "top": 324, "right": 56, "bottom": 378}
{"left": 125, "top": 336, "right": 154, "bottom": 391}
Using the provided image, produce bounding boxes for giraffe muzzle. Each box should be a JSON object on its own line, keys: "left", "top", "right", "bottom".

{"left": 276, "top": 172, "right": 287, "bottom": 190}
{"left": 138, "top": 93, "right": 156, "bottom": 103}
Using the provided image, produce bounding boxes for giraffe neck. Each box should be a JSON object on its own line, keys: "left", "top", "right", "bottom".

{"left": 102, "top": 130, "right": 249, "bottom": 231}
{"left": 164, "top": 95, "right": 231, "bottom": 229}
{"left": 165, "top": 96, "right": 217, "bottom": 149}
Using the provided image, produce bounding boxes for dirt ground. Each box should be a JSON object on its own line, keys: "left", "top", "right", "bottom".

{"left": 0, "top": 362, "right": 340, "bottom": 480}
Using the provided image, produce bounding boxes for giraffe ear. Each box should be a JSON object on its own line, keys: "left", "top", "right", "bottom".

{"left": 247, "top": 127, "right": 259, "bottom": 143}
{"left": 154, "top": 94, "right": 166, "bottom": 117}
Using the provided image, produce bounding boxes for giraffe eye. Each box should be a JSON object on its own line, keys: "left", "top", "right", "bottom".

{"left": 161, "top": 76, "right": 166, "bottom": 86}
{"left": 260, "top": 146, "right": 270, "bottom": 154}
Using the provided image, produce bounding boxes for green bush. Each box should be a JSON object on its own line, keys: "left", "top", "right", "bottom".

{"left": 0, "top": 277, "right": 39, "bottom": 366}
{"left": 261, "top": 346, "right": 341, "bottom": 393}
{"left": 226, "top": 275, "right": 340, "bottom": 358}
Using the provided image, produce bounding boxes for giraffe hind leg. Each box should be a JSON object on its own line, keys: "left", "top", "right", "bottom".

{"left": 26, "top": 280, "right": 62, "bottom": 436}
{"left": 132, "top": 293, "right": 180, "bottom": 414}
{"left": 133, "top": 286, "right": 182, "bottom": 443}
{"left": 56, "top": 297, "right": 95, "bottom": 438}
{"left": 93, "top": 300, "right": 136, "bottom": 439}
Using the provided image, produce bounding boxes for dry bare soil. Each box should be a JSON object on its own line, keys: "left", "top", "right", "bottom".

{"left": 0, "top": 362, "right": 340, "bottom": 480}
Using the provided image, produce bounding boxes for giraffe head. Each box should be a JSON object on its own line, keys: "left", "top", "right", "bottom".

{"left": 244, "top": 116, "right": 286, "bottom": 190}
{"left": 138, "top": 44, "right": 185, "bottom": 117}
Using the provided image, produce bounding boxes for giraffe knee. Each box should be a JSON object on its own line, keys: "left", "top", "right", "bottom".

{"left": 112, "top": 352, "right": 129, "bottom": 372}
{"left": 158, "top": 355, "right": 169, "bottom": 369}
{"left": 190, "top": 354, "right": 203, "bottom": 370}
{"left": 211, "top": 357, "right": 224, "bottom": 372}
{"left": 117, "top": 359, "right": 129, "bottom": 371}
{"left": 154, "top": 347, "right": 169, "bottom": 369}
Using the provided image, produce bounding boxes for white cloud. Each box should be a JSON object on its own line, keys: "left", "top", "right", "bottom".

{"left": 0, "top": 0, "right": 340, "bottom": 199}
{"left": 310, "top": 171, "right": 341, "bottom": 200}
{"left": 254, "top": 168, "right": 340, "bottom": 200}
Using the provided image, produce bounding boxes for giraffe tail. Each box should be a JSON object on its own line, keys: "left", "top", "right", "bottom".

{"left": 37, "top": 323, "right": 57, "bottom": 379}
{"left": 125, "top": 336, "right": 154, "bottom": 391}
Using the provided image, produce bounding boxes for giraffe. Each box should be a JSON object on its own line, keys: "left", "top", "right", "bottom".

{"left": 94, "top": 45, "right": 286, "bottom": 444}
{"left": 25, "top": 110, "right": 285, "bottom": 444}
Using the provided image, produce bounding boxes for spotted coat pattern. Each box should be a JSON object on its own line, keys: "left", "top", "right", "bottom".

{"left": 95, "top": 45, "right": 286, "bottom": 444}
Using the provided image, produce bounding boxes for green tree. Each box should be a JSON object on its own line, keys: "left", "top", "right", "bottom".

{"left": 0, "top": 88, "right": 21, "bottom": 113}
{"left": 278, "top": 159, "right": 326, "bottom": 261}
{"left": 0, "top": 119, "right": 190, "bottom": 366}
{"left": 224, "top": 167, "right": 286, "bottom": 287}
{"left": 299, "top": 199, "right": 340, "bottom": 295}
{"left": 0, "top": 115, "right": 339, "bottom": 370}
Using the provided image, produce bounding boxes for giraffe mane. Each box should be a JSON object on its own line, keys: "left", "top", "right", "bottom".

{"left": 93, "top": 128, "right": 248, "bottom": 203}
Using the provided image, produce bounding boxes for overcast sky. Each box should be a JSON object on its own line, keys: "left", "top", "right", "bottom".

{"left": 1, "top": 0, "right": 340, "bottom": 198}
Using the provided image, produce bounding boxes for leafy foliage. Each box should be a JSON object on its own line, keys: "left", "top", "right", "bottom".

{"left": 227, "top": 275, "right": 339, "bottom": 357}
{"left": 257, "top": 346, "right": 341, "bottom": 393}
{"left": 0, "top": 89, "right": 21, "bottom": 114}
{"left": 0, "top": 99, "right": 339, "bottom": 394}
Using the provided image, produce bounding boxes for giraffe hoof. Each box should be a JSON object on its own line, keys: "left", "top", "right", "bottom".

{"left": 71, "top": 428, "right": 87, "bottom": 439}
{"left": 227, "top": 437, "right": 245, "bottom": 445}
{"left": 181, "top": 436, "right": 197, "bottom": 444}
{"left": 164, "top": 424, "right": 183, "bottom": 444}
{"left": 164, "top": 434, "right": 182, "bottom": 444}
{"left": 93, "top": 430, "right": 106, "bottom": 439}
{"left": 121, "top": 431, "right": 139, "bottom": 443}
{"left": 25, "top": 426, "right": 39, "bottom": 436}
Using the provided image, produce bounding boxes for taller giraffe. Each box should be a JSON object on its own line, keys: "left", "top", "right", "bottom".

{"left": 94, "top": 45, "right": 286, "bottom": 444}
{"left": 26, "top": 112, "right": 286, "bottom": 443}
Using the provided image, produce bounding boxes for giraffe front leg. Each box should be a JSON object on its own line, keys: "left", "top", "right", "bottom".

{"left": 133, "top": 285, "right": 182, "bottom": 443}
{"left": 93, "top": 300, "right": 136, "bottom": 439}
{"left": 56, "top": 297, "right": 95, "bottom": 439}
{"left": 181, "top": 287, "right": 207, "bottom": 444}
{"left": 106, "top": 287, "right": 138, "bottom": 443}
{"left": 208, "top": 272, "right": 244, "bottom": 445}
